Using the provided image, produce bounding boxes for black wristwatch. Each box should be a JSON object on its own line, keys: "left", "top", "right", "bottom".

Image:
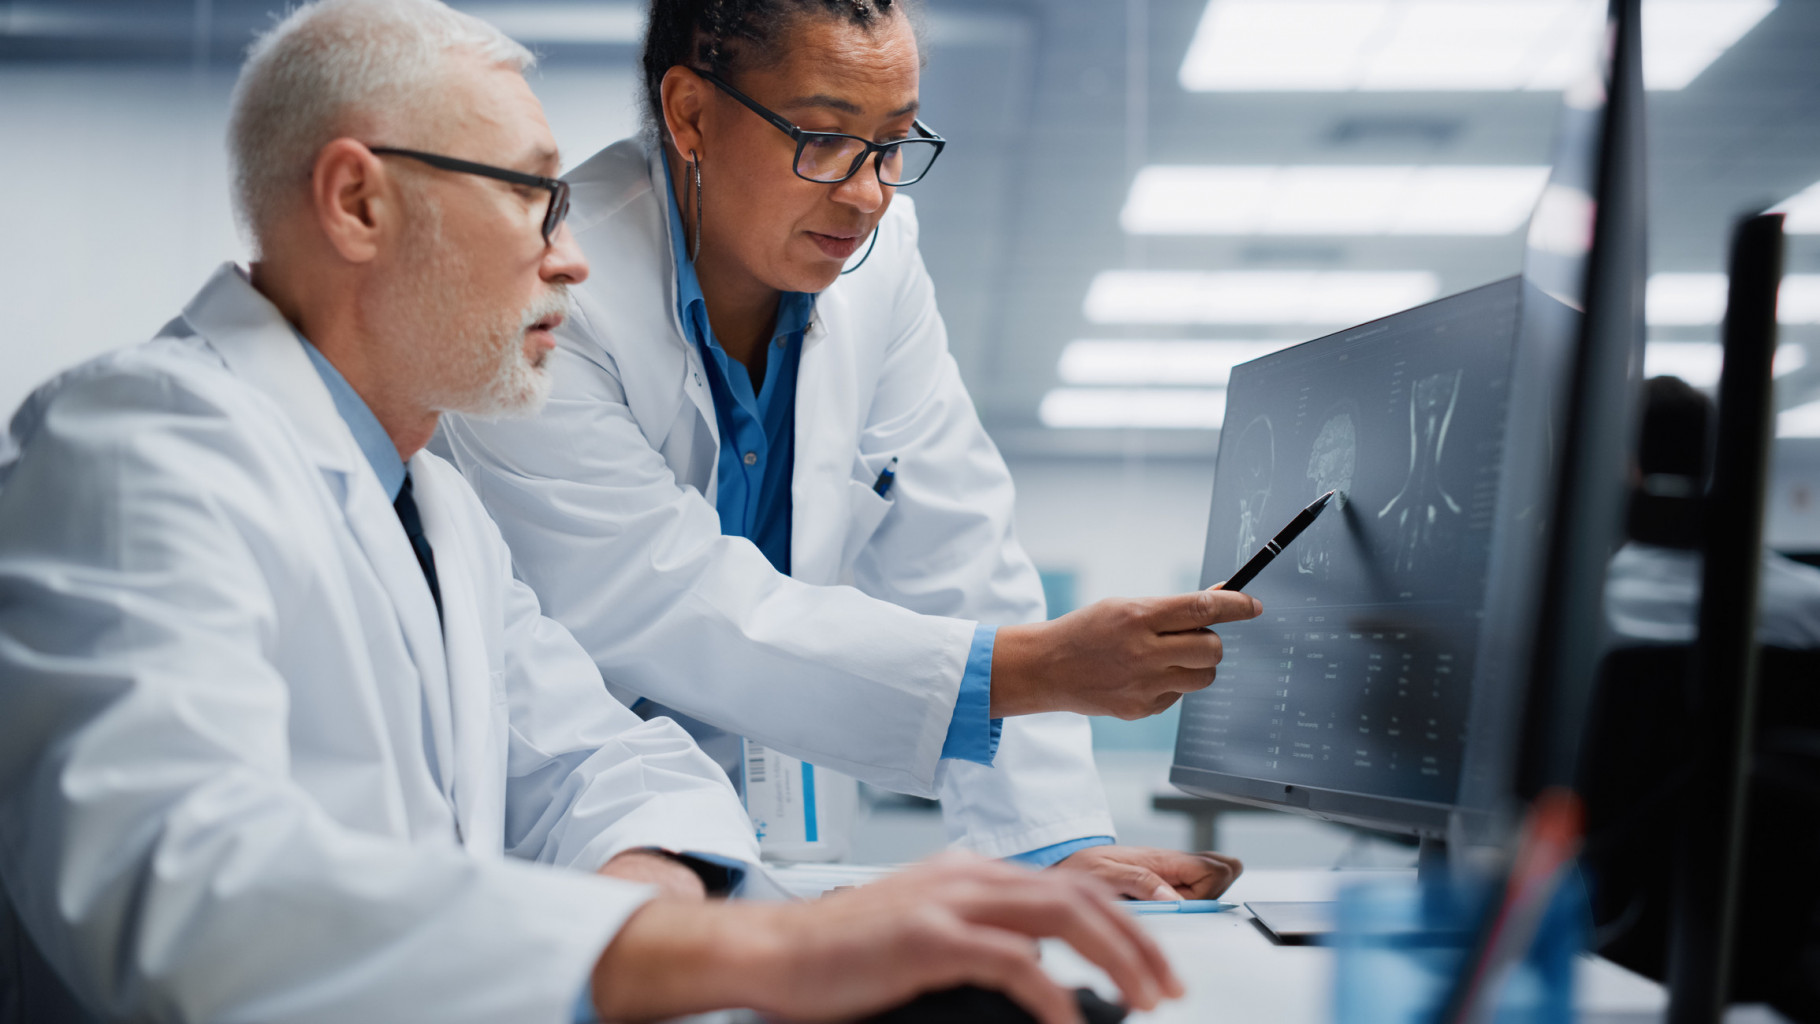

{"left": 635, "top": 847, "right": 739, "bottom": 896}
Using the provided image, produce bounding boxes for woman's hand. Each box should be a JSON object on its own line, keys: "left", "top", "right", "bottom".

{"left": 991, "top": 590, "right": 1264, "bottom": 720}
{"left": 1052, "top": 845, "right": 1243, "bottom": 901}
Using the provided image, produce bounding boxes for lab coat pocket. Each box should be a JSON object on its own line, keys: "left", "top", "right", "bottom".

{"left": 840, "top": 476, "right": 893, "bottom": 579}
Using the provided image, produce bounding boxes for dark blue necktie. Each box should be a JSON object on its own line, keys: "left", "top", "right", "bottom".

{"left": 392, "top": 473, "right": 443, "bottom": 624}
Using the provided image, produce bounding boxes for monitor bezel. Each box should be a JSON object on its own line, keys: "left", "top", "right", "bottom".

{"left": 1169, "top": 764, "right": 1454, "bottom": 837}
{"left": 1169, "top": 277, "right": 1523, "bottom": 841}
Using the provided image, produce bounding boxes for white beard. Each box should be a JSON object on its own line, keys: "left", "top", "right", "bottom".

{"left": 391, "top": 195, "right": 567, "bottom": 421}
{"left": 448, "top": 285, "right": 567, "bottom": 421}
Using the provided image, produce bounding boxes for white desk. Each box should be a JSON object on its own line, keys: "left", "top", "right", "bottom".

{"left": 1034, "top": 869, "right": 1669, "bottom": 1024}
{"left": 751, "top": 864, "right": 1673, "bottom": 1022}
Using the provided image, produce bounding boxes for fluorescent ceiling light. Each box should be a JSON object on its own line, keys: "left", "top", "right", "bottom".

{"left": 1647, "top": 273, "right": 1731, "bottom": 326}
{"left": 1527, "top": 183, "right": 1597, "bottom": 257}
{"left": 1040, "top": 388, "right": 1229, "bottom": 430}
{"left": 1644, "top": 341, "right": 1806, "bottom": 388}
{"left": 1123, "top": 165, "right": 1550, "bottom": 236}
{"left": 1771, "top": 181, "right": 1820, "bottom": 234}
{"left": 454, "top": 3, "right": 644, "bottom": 44}
{"left": 1058, "top": 340, "right": 1300, "bottom": 385}
{"left": 1084, "top": 270, "right": 1441, "bottom": 325}
{"left": 1647, "top": 273, "right": 1820, "bottom": 326}
{"left": 1178, "top": 0, "right": 1775, "bottom": 93}
{"left": 1779, "top": 399, "right": 1820, "bottom": 439}
{"left": 1644, "top": 340, "right": 1724, "bottom": 386}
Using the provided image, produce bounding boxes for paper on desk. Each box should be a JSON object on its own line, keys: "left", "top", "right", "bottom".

{"left": 766, "top": 862, "right": 902, "bottom": 899}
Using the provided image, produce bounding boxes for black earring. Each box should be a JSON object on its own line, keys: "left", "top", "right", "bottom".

{"left": 841, "top": 227, "right": 881, "bottom": 276}
{"left": 688, "top": 150, "right": 704, "bottom": 263}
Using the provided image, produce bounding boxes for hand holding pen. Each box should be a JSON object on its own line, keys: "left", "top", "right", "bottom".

{"left": 1217, "top": 490, "right": 1338, "bottom": 593}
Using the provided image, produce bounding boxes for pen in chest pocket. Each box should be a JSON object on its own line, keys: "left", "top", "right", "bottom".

{"left": 871, "top": 457, "right": 898, "bottom": 498}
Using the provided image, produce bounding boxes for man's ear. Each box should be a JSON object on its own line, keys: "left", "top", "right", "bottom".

{"left": 660, "top": 66, "right": 710, "bottom": 160}
{"left": 311, "top": 138, "right": 389, "bottom": 264}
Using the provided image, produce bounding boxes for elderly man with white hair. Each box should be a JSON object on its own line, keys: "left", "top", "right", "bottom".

{"left": 0, "top": 2, "right": 1179, "bottom": 1022}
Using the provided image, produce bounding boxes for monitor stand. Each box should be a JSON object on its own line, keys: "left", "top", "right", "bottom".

{"left": 1245, "top": 835, "right": 1447, "bottom": 945}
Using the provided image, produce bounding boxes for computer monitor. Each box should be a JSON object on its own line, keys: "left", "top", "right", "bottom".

{"left": 1170, "top": 278, "right": 1522, "bottom": 839}
{"left": 1171, "top": 0, "right": 1646, "bottom": 855}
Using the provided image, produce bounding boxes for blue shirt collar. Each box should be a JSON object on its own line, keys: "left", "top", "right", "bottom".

{"left": 296, "top": 331, "right": 409, "bottom": 502}
{"left": 660, "top": 157, "right": 815, "bottom": 351}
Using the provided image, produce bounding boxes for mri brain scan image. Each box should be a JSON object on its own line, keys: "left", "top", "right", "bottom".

{"left": 1297, "top": 409, "right": 1357, "bottom": 578}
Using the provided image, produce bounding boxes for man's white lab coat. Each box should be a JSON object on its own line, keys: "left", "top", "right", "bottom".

{"left": 0, "top": 265, "right": 760, "bottom": 1023}
{"left": 436, "top": 141, "right": 1114, "bottom": 858}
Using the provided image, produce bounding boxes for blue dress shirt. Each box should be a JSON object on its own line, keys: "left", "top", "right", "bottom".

{"left": 657, "top": 164, "right": 1011, "bottom": 767}
{"left": 299, "top": 337, "right": 406, "bottom": 503}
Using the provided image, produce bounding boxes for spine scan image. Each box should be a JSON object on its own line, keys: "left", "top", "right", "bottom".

{"left": 1231, "top": 415, "right": 1277, "bottom": 569}
{"left": 1377, "top": 370, "right": 1464, "bottom": 573}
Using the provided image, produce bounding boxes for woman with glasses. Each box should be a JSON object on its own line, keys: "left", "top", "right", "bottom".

{"left": 437, "top": 0, "right": 1256, "bottom": 898}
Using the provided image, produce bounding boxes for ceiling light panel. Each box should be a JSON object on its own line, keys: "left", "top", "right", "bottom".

{"left": 1178, "top": 0, "right": 1775, "bottom": 93}
{"left": 1084, "top": 271, "right": 1442, "bottom": 325}
{"left": 1122, "top": 165, "right": 1550, "bottom": 236}
{"left": 1779, "top": 399, "right": 1820, "bottom": 439}
{"left": 1039, "top": 388, "right": 1229, "bottom": 430}
{"left": 1647, "top": 273, "right": 1820, "bottom": 326}
{"left": 1643, "top": 341, "right": 1806, "bottom": 388}
{"left": 1772, "top": 181, "right": 1820, "bottom": 234}
{"left": 454, "top": 3, "right": 644, "bottom": 43}
{"left": 1057, "top": 340, "right": 1301, "bottom": 385}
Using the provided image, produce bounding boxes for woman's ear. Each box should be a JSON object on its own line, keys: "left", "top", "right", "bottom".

{"left": 660, "top": 66, "right": 709, "bottom": 159}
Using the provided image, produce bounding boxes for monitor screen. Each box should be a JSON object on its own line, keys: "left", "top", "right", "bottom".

{"left": 1173, "top": 278, "right": 1521, "bottom": 832}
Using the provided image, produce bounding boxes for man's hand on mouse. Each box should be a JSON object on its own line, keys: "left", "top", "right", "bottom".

{"left": 1052, "top": 845, "right": 1244, "bottom": 901}
{"left": 587, "top": 851, "right": 1181, "bottom": 1024}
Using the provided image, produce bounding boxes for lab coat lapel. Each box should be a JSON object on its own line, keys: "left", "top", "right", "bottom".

{"left": 790, "top": 301, "right": 855, "bottom": 585}
{"left": 563, "top": 143, "right": 718, "bottom": 494}
{"left": 188, "top": 265, "right": 460, "bottom": 810}
{"left": 181, "top": 265, "right": 355, "bottom": 476}
{"left": 335, "top": 473, "right": 459, "bottom": 812}
{"left": 408, "top": 460, "right": 506, "bottom": 851}
{"left": 645, "top": 150, "right": 721, "bottom": 457}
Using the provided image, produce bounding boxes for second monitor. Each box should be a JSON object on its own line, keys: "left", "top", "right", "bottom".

{"left": 1174, "top": 277, "right": 1522, "bottom": 837}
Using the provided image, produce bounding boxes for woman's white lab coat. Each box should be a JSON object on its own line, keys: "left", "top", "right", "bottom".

{"left": 437, "top": 141, "right": 1115, "bottom": 858}
{"left": 0, "top": 266, "right": 760, "bottom": 1023}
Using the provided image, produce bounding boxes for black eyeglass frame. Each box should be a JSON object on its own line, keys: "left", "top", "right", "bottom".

{"left": 368, "top": 146, "right": 571, "bottom": 244}
{"left": 690, "top": 67, "right": 946, "bottom": 187}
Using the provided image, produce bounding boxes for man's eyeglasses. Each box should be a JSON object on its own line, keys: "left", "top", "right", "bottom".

{"left": 368, "top": 146, "right": 571, "bottom": 244}
{"left": 692, "top": 68, "right": 945, "bottom": 188}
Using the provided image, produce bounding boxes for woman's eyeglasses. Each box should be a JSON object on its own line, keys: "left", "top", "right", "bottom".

{"left": 692, "top": 67, "right": 945, "bottom": 188}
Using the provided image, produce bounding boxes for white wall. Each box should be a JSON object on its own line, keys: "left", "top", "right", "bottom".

{"left": 1006, "top": 455, "right": 1215, "bottom": 608}
{"left": 0, "top": 67, "right": 243, "bottom": 419}
{"left": 1006, "top": 453, "right": 1220, "bottom": 750}
{"left": 0, "top": 62, "right": 641, "bottom": 420}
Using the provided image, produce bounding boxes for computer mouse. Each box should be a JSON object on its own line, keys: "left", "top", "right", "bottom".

{"left": 858, "top": 984, "right": 1128, "bottom": 1024}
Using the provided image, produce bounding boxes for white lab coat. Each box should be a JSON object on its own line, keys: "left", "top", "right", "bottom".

{"left": 0, "top": 265, "right": 761, "bottom": 1024}
{"left": 438, "top": 140, "right": 1114, "bottom": 858}
{"left": 1605, "top": 541, "right": 1820, "bottom": 649}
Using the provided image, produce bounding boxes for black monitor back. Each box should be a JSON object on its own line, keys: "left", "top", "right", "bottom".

{"left": 1173, "top": 0, "right": 1649, "bottom": 849}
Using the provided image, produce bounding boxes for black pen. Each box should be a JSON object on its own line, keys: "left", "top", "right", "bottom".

{"left": 1218, "top": 489, "right": 1338, "bottom": 593}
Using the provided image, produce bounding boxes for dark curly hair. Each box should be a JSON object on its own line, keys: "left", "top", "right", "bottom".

{"left": 640, "top": 0, "right": 919, "bottom": 144}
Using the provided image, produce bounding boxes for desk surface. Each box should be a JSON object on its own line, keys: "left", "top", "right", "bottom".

{"left": 1034, "top": 868, "right": 1669, "bottom": 1024}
